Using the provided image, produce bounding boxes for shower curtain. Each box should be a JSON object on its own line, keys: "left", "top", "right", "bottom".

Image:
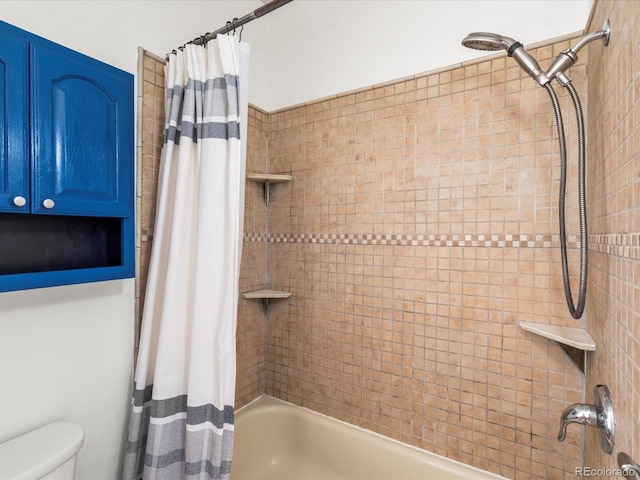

{"left": 123, "top": 35, "right": 250, "bottom": 480}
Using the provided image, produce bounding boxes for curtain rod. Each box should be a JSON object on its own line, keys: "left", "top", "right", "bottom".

{"left": 169, "top": 0, "right": 293, "bottom": 55}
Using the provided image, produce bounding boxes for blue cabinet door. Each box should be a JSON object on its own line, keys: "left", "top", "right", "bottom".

{"left": 0, "top": 24, "right": 29, "bottom": 213}
{"left": 31, "top": 40, "right": 133, "bottom": 217}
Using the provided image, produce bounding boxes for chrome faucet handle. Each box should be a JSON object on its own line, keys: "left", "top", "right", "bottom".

{"left": 557, "top": 403, "right": 600, "bottom": 442}
{"left": 557, "top": 385, "right": 615, "bottom": 454}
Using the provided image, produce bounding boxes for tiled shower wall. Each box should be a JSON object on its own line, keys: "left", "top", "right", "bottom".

{"left": 262, "top": 38, "right": 589, "bottom": 478}
{"left": 137, "top": 51, "right": 164, "bottom": 356}
{"left": 236, "top": 106, "right": 270, "bottom": 406}
{"left": 585, "top": 0, "right": 640, "bottom": 471}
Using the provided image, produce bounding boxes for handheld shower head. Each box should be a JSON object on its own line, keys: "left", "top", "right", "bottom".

{"left": 462, "top": 32, "right": 549, "bottom": 86}
{"left": 461, "top": 32, "right": 517, "bottom": 51}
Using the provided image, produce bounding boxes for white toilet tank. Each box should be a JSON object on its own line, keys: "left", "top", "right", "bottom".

{"left": 0, "top": 422, "right": 84, "bottom": 480}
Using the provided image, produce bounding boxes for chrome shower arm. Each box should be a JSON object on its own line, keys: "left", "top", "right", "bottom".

{"left": 570, "top": 19, "right": 611, "bottom": 55}
{"left": 546, "top": 19, "right": 611, "bottom": 85}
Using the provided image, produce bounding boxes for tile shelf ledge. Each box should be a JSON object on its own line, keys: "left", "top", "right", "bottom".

{"left": 246, "top": 173, "right": 293, "bottom": 206}
{"left": 246, "top": 173, "right": 293, "bottom": 183}
{"left": 519, "top": 321, "right": 596, "bottom": 373}
{"left": 241, "top": 289, "right": 292, "bottom": 314}
{"left": 242, "top": 289, "right": 293, "bottom": 300}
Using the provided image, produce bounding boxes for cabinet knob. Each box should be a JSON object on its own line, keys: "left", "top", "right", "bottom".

{"left": 42, "top": 198, "right": 55, "bottom": 209}
{"left": 13, "top": 196, "right": 27, "bottom": 207}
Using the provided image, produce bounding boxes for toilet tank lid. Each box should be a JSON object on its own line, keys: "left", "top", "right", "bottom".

{"left": 0, "top": 422, "right": 84, "bottom": 480}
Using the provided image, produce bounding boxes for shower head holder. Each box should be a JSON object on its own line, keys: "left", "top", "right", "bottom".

{"left": 547, "top": 19, "right": 611, "bottom": 86}
{"left": 571, "top": 18, "right": 611, "bottom": 54}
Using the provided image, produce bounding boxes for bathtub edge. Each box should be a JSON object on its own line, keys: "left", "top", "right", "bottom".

{"left": 236, "top": 395, "right": 510, "bottom": 480}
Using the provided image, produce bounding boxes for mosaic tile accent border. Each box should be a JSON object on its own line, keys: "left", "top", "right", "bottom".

{"left": 244, "top": 232, "right": 640, "bottom": 258}
{"left": 245, "top": 232, "right": 575, "bottom": 247}
{"left": 590, "top": 233, "right": 640, "bottom": 260}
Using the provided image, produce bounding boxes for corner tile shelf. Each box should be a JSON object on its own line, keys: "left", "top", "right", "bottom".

{"left": 519, "top": 321, "right": 596, "bottom": 373}
{"left": 246, "top": 173, "right": 293, "bottom": 206}
{"left": 242, "top": 289, "right": 292, "bottom": 314}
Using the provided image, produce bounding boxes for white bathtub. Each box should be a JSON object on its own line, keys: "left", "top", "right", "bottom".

{"left": 231, "top": 396, "right": 507, "bottom": 480}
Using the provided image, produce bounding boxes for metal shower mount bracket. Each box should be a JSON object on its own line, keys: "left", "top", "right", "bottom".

{"left": 601, "top": 19, "right": 611, "bottom": 46}
{"left": 547, "top": 19, "right": 611, "bottom": 86}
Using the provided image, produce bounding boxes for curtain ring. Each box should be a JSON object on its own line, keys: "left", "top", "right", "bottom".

{"left": 232, "top": 17, "right": 238, "bottom": 35}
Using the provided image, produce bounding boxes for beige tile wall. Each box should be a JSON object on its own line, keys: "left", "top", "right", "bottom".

{"left": 137, "top": 52, "right": 165, "bottom": 352}
{"left": 261, "top": 38, "right": 590, "bottom": 479}
{"left": 585, "top": 0, "right": 640, "bottom": 472}
{"left": 236, "top": 106, "right": 270, "bottom": 408}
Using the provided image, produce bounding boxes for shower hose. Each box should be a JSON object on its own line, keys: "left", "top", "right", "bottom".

{"left": 544, "top": 82, "right": 587, "bottom": 319}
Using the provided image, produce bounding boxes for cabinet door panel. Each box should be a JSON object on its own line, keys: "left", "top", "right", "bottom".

{"left": 31, "top": 41, "right": 133, "bottom": 217}
{"left": 0, "top": 26, "right": 29, "bottom": 213}
{"left": 51, "top": 77, "right": 117, "bottom": 202}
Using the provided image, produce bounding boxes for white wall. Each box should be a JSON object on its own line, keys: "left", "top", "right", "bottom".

{"left": 0, "top": 280, "right": 134, "bottom": 479}
{"left": 258, "top": 0, "right": 593, "bottom": 111}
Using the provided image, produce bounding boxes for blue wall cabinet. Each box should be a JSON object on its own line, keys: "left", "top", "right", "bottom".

{"left": 0, "top": 20, "right": 134, "bottom": 291}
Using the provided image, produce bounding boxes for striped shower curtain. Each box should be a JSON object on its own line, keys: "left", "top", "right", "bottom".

{"left": 123, "top": 35, "right": 250, "bottom": 480}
